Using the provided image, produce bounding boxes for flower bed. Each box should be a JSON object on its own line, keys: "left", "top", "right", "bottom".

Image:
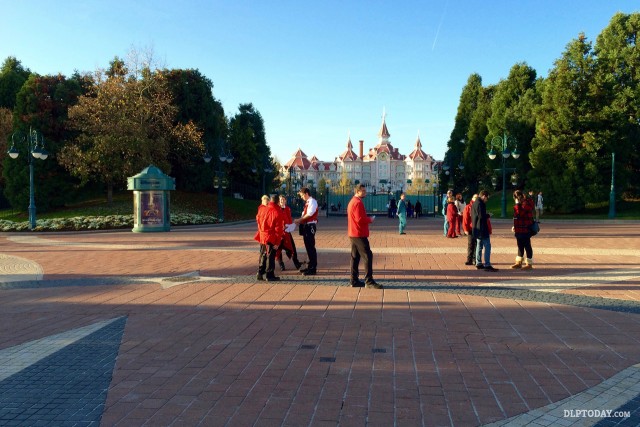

{"left": 0, "top": 213, "right": 220, "bottom": 232}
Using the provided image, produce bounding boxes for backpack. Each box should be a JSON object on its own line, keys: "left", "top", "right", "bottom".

{"left": 529, "top": 220, "right": 540, "bottom": 236}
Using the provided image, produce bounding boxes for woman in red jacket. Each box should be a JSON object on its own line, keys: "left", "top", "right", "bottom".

{"left": 276, "top": 195, "right": 302, "bottom": 271}
{"left": 511, "top": 189, "right": 535, "bottom": 270}
{"left": 462, "top": 194, "right": 477, "bottom": 265}
{"left": 446, "top": 196, "right": 458, "bottom": 238}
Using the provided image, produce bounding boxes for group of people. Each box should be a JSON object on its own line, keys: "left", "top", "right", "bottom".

{"left": 254, "top": 188, "right": 318, "bottom": 282}
{"left": 391, "top": 186, "right": 540, "bottom": 274}
{"left": 459, "top": 189, "right": 540, "bottom": 272}
{"left": 443, "top": 191, "right": 467, "bottom": 238}
{"left": 254, "top": 184, "right": 542, "bottom": 287}
{"left": 253, "top": 185, "right": 383, "bottom": 289}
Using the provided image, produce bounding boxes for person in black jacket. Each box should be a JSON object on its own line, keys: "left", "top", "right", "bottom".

{"left": 471, "top": 190, "right": 498, "bottom": 272}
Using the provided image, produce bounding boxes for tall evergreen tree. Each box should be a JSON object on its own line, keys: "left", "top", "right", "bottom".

{"left": 465, "top": 84, "right": 495, "bottom": 194}
{"left": 529, "top": 34, "right": 598, "bottom": 212}
{"left": 486, "top": 62, "right": 539, "bottom": 190}
{"left": 443, "top": 74, "right": 483, "bottom": 194}
{"left": 592, "top": 12, "right": 640, "bottom": 198}
{"left": 227, "top": 103, "right": 274, "bottom": 198}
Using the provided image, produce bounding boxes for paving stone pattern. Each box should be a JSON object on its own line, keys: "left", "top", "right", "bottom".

{"left": 1, "top": 217, "right": 640, "bottom": 426}
{"left": 0, "top": 317, "right": 126, "bottom": 426}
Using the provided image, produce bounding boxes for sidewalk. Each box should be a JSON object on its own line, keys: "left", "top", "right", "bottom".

{"left": 1, "top": 216, "right": 639, "bottom": 426}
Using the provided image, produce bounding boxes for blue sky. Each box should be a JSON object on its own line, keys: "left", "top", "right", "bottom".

{"left": 2, "top": 1, "right": 638, "bottom": 164}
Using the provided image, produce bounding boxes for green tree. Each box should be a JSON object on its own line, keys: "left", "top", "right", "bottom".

{"left": 529, "top": 34, "right": 598, "bottom": 212}
{"left": 165, "top": 68, "right": 227, "bottom": 191}
{"left": 60, "top": 59, "right": 202, "bottom": 203}
{"left": 0, "top": 56, "right": 31, "bottom": 109}
{"left": 227, "top": 103, "right": 274, "bottom": 199}
{"left": 0, "top": 107, "right": 12, "bottom": 159}
{"left": 3, "top": 73, "right": 86, "bottom": 211}
{"left": 486, "top": 62, "right": 539, "bottom": 191}
{"left": 592, "top": 12, "right": 640, "bottom": 199}
{"left": 443, "top": 74, "right": 482, "bottom": 192}
{"left": 465, "top": 84, "right": 495, "bottom": 194}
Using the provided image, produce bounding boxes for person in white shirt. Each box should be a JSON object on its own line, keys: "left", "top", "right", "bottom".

{"left": 294, "top": 187, "right": 318, "bottom": 276}
{"left": 535, "top": 191, "right": 544, "bottom": 222}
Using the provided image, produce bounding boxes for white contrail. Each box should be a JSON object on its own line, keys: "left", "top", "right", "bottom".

{"left": 432, "top": 0, "right": 449, "bottom": 51}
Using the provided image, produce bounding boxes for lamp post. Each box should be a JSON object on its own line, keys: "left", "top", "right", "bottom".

{"left": 609, "top": 152, "right": 616, "bottom": 219}
{"left": 262, "top": 162, "right": 273, "bottom": 195}
{"left": 442, "top": 164, "right": 450, "bottom": 191}
{"left": 7, "top": 127, "right": 49, "bottom": 230}
{"left": 487, "top": 131, "right": 520, "bottom": 218}
{"left": 325, "top": 182, "right": 330, "bottom": 218}
{"left": 432, "top": 164, "right": 440, "bottom": 215}
{"left": 204, "top": 143, "right": 233, "bottom": 222}
{"left": 287, "top": 166, "right": 293, "bottom": 198}
{"left": 442, "top": 162, "right": 464, "bottom": 190}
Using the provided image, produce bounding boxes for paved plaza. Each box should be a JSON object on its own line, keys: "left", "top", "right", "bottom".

{"left": 1, "top": 215, "right": 640, "bottom": 426}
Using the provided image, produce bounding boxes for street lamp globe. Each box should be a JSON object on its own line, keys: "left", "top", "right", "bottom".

{"left": 7, "top": 146, "right": 19, "bottom": 159}
{"left": 203, "top": 151, "right": 212, "bottom": 163}
{"left": 37, "top": 147, "right": 48, "bottom": 160}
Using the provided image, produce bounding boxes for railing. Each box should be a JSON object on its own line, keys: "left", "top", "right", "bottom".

{"left": 327, "top": 189, "right": 437, "bottom": 217}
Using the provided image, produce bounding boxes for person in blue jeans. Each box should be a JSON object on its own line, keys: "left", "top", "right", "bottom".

{"left": 442, "top": 189, "right": 453, "bottom": 236}
{"left": 397, "top": 193, "right": 407, "bottom": 234}
{"left": 471, "top": 190, "right": 498, "bottom": 272}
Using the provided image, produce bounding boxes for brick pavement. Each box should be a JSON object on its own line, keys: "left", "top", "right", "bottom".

{"left": 1, "top": 216, "right": 640, "bottom": 426}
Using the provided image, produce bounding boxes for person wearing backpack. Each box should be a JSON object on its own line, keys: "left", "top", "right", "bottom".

{"left": 511, "top": 189, "right": 535, "bottom": 270}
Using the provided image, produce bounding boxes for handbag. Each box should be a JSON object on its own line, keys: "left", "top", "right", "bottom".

{"left": 529, "top": 220, "right": 540, "bottom": 236}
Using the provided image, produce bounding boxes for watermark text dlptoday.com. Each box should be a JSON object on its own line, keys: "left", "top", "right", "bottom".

{"left": 564, "top": 409, "right": 630, "bottom": 418}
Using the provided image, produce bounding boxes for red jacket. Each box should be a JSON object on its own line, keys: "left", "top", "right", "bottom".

{"left": 469, "top": 199, "right": 493, "bottom": 236}
{"left": 281, "top": 205, "right": 293, "bottom": 225}
{"left": 462, "top": 200, "right": 474, "bottom": 233}
{"left": 513, "top": 199, "right": 534, "bottom": 234}
{"left": 446, "top": 202, "right": 457, "bottom": 221}
{"left": 347, "top": 195, "right": 372, "bottom": 237}
{"left": 279, "top": 205, "right": 294, "bottom": 252}
{"left": 256, "top": 202, "right": 284, "bottom": 245}
{"left": 254, "top": 204, "right": 267, "bottom": 242}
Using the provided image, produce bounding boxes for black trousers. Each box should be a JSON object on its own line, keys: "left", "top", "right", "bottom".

{"left": 258, "top": 242, "right": 277, "bottom": 277}
{"left": 276, "top": 232, "right": 300, "bottom": 265}
{"left": 466, "top": 233, "right": 477, "bottom": 263}
{"left": 516, "top": 234, "right": 533, "bottom": 259}
{"left": 301, "top": 223, "right": 317, "bottom": 270}
{"left": 350, "top": 236, "right": 373, "bottom": 284}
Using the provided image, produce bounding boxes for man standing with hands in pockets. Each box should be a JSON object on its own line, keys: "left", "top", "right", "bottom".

{"left": 347, "top": 184, "right": 382, "bottom": 289}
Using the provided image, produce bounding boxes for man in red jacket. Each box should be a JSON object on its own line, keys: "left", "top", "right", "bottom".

{"left": 256, "top": 194, "right": 284, "bottom": 281}
{"left": 347, "top": 184, "right": 382, "bottom": 289}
